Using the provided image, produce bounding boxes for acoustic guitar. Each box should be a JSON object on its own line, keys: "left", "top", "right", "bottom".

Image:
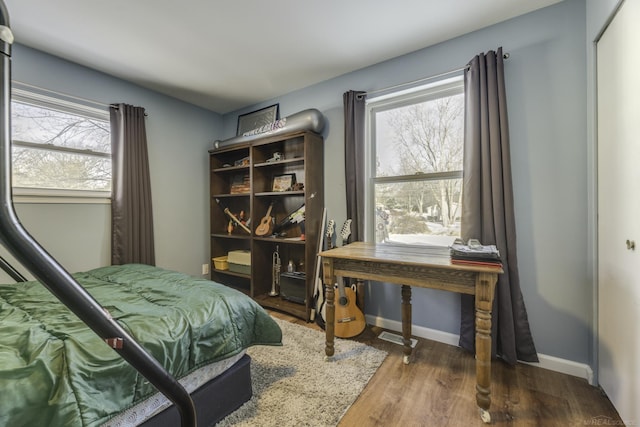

{"left": 255, "top": 203, "right": 274, "bottom": 236}
{"left": 334, "top": 281, "right": 366, "bottom": 338}
{"left": 332, "top": 218, "right": 365, "bottom": 337}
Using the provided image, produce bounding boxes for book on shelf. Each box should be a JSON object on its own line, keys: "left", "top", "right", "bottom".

{"left": 230, "top": 174, "right": 250, "bottom": 194}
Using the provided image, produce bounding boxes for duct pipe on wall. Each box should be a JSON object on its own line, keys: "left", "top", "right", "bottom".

{"left": 214, "top": 107, "right": 325, "bottom": 149}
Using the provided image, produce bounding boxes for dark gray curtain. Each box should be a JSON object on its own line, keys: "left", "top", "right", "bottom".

{"left": 110, "top": 103, "right": 155, "bottom": 266}
{"left": 459, "top": 48, "right": 538, "bottom": 364}
{"left": 343, "top": 91, "right": 366, "bottom": 241}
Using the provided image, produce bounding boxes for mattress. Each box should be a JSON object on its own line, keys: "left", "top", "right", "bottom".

{"left": 0, "top": 264, "right": 282, "bottom": 426}
{"left": 103, "top": 351, "right": 246, "bottom": 426}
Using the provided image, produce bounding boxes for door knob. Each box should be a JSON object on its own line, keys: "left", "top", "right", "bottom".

{"left": 626, "top": 239, "right": 635, "bottom": 250}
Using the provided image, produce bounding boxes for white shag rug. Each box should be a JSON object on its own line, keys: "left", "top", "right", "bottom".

{"left": 217, "top": 317, "right": 387, "bottom": 426}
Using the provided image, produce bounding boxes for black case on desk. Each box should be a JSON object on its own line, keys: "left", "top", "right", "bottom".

{"left": 280, "top": 272, "right": 306, "bottom": 304}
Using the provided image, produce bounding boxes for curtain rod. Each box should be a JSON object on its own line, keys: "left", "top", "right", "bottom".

{"left": 109, "top": 103, "right": 148, "bottom": 116}
{"left": 359, "top": 52, "right": 510, "bottom": 99}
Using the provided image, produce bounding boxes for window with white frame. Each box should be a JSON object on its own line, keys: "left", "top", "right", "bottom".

{"left": 10, "top": 89, "right": 111, "bottom": 198}
{"left": 366, "top": 77, "right": 464, "bottom": 246}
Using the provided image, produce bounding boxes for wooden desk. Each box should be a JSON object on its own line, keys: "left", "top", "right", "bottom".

{"left": 319, "top": 242, "right": 502, "bottom": 423}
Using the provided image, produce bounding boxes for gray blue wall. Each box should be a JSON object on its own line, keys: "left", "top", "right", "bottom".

{"left": 222, "top": 0, "right": 594, "bottom": 366}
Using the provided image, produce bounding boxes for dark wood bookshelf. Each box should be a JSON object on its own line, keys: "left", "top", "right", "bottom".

{"left": 209, "top": 130, "right": 324, "bottom": 320}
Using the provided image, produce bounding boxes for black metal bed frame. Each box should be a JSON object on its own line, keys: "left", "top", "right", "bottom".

{"left": 0, "top": 254, "right": 25, "bottom": 281}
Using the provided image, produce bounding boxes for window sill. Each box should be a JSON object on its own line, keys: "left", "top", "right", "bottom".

{"left": 374, "top": 237, "right": 457, "bottom": 249}
{"left": 12, "top": 188, "right": 111, "bottom": 204}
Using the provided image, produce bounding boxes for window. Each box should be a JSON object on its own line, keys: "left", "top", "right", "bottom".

{"left": 366, "top": 77, "right": 464, "bottom": 246}
{"left": 10, "top": 88, "right": 111, "bottom": 199}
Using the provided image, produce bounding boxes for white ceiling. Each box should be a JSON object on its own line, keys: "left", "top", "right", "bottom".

{"left": 3, "top": 0, "right": 563, "bottom": 114}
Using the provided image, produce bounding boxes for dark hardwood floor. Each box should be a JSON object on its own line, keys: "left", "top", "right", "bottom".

{"left": 268, "top": 310, "right": 623, "bottom": 427}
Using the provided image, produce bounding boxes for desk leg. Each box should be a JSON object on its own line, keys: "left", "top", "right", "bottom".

{"left": 322, "top": 258, "right": 335, "bottom": 361}
{"left": 401, "top": 285, "right": 412, "bottom": 365}
{"left": 475, "top": 272, "right": 498, "bottom": 424}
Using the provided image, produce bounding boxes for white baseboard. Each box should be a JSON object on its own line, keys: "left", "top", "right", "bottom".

{"left": 523, "top": 354, "right": 594, "bottom": 385}
{"left": 365, "top": 314, "right": 595, "bottom": 385}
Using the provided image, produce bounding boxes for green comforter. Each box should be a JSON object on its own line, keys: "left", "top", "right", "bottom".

{"left": 0, "top": 264, "right": 282, "bottom": 426}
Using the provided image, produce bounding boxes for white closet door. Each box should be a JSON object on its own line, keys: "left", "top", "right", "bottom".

{"left": 597, "top": 0, "right": 640, "bottom": 423}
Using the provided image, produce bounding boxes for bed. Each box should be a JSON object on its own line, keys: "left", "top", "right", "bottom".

{"left": 0, "top": 263, "right": 282, "bottom": 426}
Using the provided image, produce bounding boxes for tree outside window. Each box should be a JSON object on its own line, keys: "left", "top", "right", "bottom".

{"left": 368, "top": 79, "right": 463, "bottom": 246}
{"left": 11, "top": 94, "right": 111, "bottom": 194}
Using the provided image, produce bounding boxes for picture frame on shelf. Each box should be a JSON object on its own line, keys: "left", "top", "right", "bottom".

{"left": 272, "top": 173, "right": 296, "bottom": 192}
{"left": 237, "top": 104, "right": 280, "bottom": 136}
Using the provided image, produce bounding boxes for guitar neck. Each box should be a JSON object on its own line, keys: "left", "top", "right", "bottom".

{"left": 340, "top": 219, "right": 352, "bottom": 244}
{"left": 326, "top": 219, "right": 335, "bottom": 249}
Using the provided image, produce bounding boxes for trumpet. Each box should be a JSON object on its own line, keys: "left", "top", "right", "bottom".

{"left": 270, "top": 246, "right": 281, "bottom": 296}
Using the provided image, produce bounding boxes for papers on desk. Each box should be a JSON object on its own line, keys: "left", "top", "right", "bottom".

{"left": 449, "top": 239, "right": 502, "bottom": 268}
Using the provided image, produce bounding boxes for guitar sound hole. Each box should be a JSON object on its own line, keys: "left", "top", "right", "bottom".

{"left": 339, "top": 296, "right": 348, "bottom": 306}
